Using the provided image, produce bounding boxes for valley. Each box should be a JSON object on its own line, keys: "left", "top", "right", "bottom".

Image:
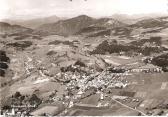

{"left": 0, "top": 15, "right": 168, "bottom": 116}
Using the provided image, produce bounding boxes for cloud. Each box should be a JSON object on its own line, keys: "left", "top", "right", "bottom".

{"left": 0, "top": 0, "right": 168, "bottom": 19}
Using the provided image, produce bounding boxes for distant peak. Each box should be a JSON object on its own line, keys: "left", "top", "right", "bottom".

{"left": 76, "top": 15, "right": 93, "bottom": 19}
{"left": 0, "top": 22, "right": 11, "bottom": 27}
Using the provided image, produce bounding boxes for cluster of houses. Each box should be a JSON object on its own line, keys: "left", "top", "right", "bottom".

{"left": 49, "top": 66, "right": 130, "bottom": 106}
{"left": 128, "top": 64, "right": 163, "bottom": 73}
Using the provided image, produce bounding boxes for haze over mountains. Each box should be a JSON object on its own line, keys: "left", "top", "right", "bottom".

{"left": 1, "top": 13, "right": 167, "bottom": 29}
{"left": 35, "top": 14, "right": 168, "bottom": 37}
{"left": 0, "top": 22, "right": 32, "bottom": 34}
{"left": 2, "top": 16, "right": 65, "bottom": 29}
{"left": 1, "top": 14, "right": 125, "bottom": 36}
{"left": 1, "top": 14, "right": 168, "bottom": 39}
{"left": 109, "top": 13, "right": 168, "bottom": 24}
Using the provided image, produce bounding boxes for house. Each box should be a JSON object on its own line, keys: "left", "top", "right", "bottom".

{"left": 131, "top": 64, "right": 162, "bottom": 73}
{"left": 68, "top": 101, "right": 74, "bottom": 108}
{"left": 100, "top": 93, "right": 104, "bottom": 100}
{"left": 112, "top": 95, "right": 128, "bottom": 100}
{"left": 5, "top": 108, "right": 15, "bottom": 116}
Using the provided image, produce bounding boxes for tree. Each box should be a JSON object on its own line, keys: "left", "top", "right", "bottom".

{"left": 14, "top": 92, "right": 22, "bottom": 98}
{"left": 29, "top": 94, "right": 42, "bottom": 105}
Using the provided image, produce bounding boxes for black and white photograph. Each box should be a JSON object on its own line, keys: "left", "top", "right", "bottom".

{"left": 0, "top": 0, "right": 168, "bottom": 116}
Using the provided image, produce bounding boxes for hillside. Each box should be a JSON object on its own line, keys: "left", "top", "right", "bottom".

{"left": 0, "top": 22, "right": 32, "bottom": 34}
{"left": 3, "top": 16, "right": 64, "bottom": 29}
{"left": 37, "top": 15, "right": 126, "bottom": 36}
{"left": 37, "top": 15, "right": 95, "bottom": 36}
{"left": 130, "top": 17, "right": 168, "bottom": 29}
{"left": 84, "top": 16, "right": 168, "bottom": 38}
{"left": 76, "top": 18, "right": 125, "bottom": 36}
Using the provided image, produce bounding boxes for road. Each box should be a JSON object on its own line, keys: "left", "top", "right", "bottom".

{"left": 111, "top": 98, "right": 147, "bottom": 116}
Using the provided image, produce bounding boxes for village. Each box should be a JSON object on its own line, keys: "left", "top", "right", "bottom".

{"left": 1, "top": 53, "right": 168, "bottom": 116}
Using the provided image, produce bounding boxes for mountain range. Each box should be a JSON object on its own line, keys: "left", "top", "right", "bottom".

{"left": 1, "top": 14, "right": 168, "bottom": 37}
{"left": 0, "top": 22, "right": 32, "bottom": 34}
{"left": 1, "top": 16, "right": 65, "bottom": 29}
{"left": 37, "top": 15, "right": 126, "bottom": 36}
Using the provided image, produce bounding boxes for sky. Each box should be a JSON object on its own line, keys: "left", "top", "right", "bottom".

{"left": 0, "top": 0, "right": 168, "bottom": 20}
